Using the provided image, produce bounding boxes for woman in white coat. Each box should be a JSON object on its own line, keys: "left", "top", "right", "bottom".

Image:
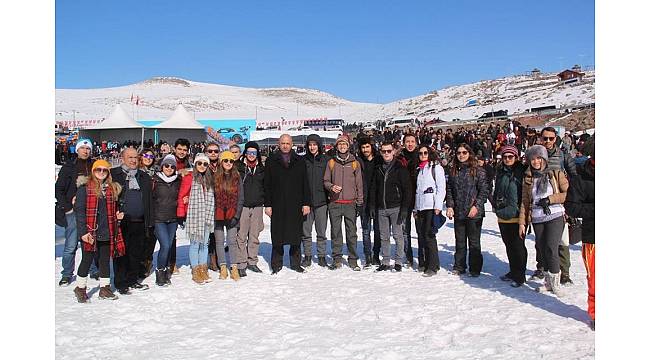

{"left": 413, "top": 145, "right": 446, "bottom": 277}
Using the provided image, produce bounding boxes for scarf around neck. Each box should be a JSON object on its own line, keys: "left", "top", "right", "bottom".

{"left": 156, "top": 172, "right": 178, "bottom": 183}
{"left": 121, "top": 165, "right": 140, "bottom": 190}
{"left": 531, "top": 166, "right": 550, "bottom": 195}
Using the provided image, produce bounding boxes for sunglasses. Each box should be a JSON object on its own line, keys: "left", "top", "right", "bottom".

{"left": 380, "top": 149, "right": 392, "bottom": 154}
{"left": 418, "top": 151, "right": 428, "bottom": 155}
{"left": 195, "top": 161, "right": 209, "bottom": 167}
{"left": 142, "top": 153, "right": 155, "bottom": 160}
{"left": 206, "top": 149, "right": 219, "bottom": 154}
{"left": 162, "top": 164, "right": 176, "bottom": 169}
{"left": 93, "top": 168, "right": 109, "bottom": 174}
{"left": 502, "top": 155, "right": 516, "bottom": 160}
{"left": 221, "top": 159, "right": 235, "bottom": 164}
{"left": 246, "top": 150, "right": 258, "bottom": 156}
{"left": 542, "top": 136, "right": 555, "bottom": 141}
{"left": 456, "top": 150, "right": 469, "bottom": 155}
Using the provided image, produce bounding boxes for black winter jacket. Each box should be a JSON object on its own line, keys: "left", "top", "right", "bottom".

{"left": 368, "top": 159, "right": 412, "bottom": 212}
{"left": 303, "top": 134, "right": 330, "bottom": 208}
{"left": 493, "top": 162, "right": 526, "bottom": 220}
{"left": 361, "top": 155, "right": 382, "bottom": 211}
{"left": 152, "top": 174, "right": 181, "bottom": 223}
{"left": 55, "top": 158, "right": 93, "bottom": 227}
{"left": 565, "top": 160, "right": 595, "bottom": 244}
{"left": 239, "top": 161, "right": 266, "bottom": 207}
{"left": 110, "top": 167, "right": 154, "bottom": 228}
{"left": 446, "top": 164, "right": 489, "bottom": 220}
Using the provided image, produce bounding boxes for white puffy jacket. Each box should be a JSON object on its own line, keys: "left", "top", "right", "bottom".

{"left": 415, "top": 162, "right": 446, "bottom": 211}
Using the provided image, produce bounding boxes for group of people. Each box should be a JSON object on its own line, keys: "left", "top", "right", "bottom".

{"left": 55, "top": 125, "right": 594, "bottom": 329}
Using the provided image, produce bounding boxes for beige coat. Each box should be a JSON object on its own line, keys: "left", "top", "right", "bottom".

{"left": 518, "top": 168, "right": 569, "bottom": 226}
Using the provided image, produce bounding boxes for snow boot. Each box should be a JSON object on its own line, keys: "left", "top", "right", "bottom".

{"left": 549, "top": 272, "right": 565, "bottom": 297}
{"left": 317, "top": 256, "right": 328, "bottom": 267}
{"left": 98, "top": 278, "right": 118, "bottom": 300}
{"left": 239, "top": 267, "right": 247, "bottom": 277}
{"left": 375, "top": 264, "right": 392, "bottom": 272}
{"left": 301, "top": 255, "right": 312, "bottom": 267}
{"left": 393, "top": 263, "right": 403, "bottom": 272}
{"left": 74, "top": 286, "right": 89, "bottom": 303}
{"left": 191, "top": 267, "right": 204, "bottom": 285}
{"left": 155, "top": 269, "right": 167, "bottom": 286}
{"left": 219, "top": 264, "right": 228, "bottom": 280}
{"left": 348, "top": 259, "right": 361, "bottom": 271}
{"left": 530, "top": 269, "right": 544, "bottom": 280}
{"left": 230, "top": 265, "right": 240, "bottom": 281}
{"left": 372, "top": 253, "right": 381, "bottom": 266}
{"left": 560, "top": 273, "right": 573, "bottom": 285}
{"left": 329, "top": 259, "right": 342, "bottom": 270}
{"left": 201, "top": 265, "right": 212, "bottom": 283}
{"left": 247, "top": 264, "right": 263, "bottom": 273}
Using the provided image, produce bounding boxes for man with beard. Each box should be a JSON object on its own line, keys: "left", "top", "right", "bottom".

{"left": 56, "top": 138, "right": 95, "bottom": 286}
{"left": 264, "top": 134, "right": 311, "bottom": 274}
{"left": 324, "top": 134, "right": 364, "bottom": 271}
{"left": 301, "top": 134, "right": 331, "bottom": 268}
{"left": 358, "top": 136, "right": 382, "bottom": 267}
{"left": 110, "top": 147, "right": 153, "bottom": 294}
{"left": 397, "top": 133, "right": 419, "bottom": 270}
{"left": 168, "top": 138, "right": 192, "bottom": 274}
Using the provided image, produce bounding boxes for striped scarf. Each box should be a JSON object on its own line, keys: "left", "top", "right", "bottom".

{"left": 186, "top": 176, "right": 215, "bottom": 242}
{"left": 84, "top": 183, "right": 126, "bottom": 257}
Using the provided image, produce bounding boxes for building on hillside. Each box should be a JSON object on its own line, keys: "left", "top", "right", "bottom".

{"left": 557, "top": 69, "right": 585, "bottom": 85}
{"left": 572, "top": 64, "right": 582, "bottom": 72}
{"left": 531, "top": 68, "right": 541, "bottom": 79}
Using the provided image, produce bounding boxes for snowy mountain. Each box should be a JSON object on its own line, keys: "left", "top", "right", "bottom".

{"left": 55, "top": 70, "right": 595, "bottom": 124}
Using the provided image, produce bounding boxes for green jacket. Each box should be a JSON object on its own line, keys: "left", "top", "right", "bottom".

{"left": 493, "top": 162, "right": 526, "bottom": 220}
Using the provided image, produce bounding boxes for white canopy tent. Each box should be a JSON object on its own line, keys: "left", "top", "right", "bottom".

{"left": 80, "top": 104, "right": 149, "bottom": 145}
{"left": 153, "top": 104, "right": 207, "bottom": 143}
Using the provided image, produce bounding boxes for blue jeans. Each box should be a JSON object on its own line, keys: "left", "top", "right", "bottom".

{"left": 188, "top": 228, "right": 210, "bottom": 268}
{"left": 360, "top": 209, "right": 381, "bottom": 258}
{"left": 61, "top": 212, "right": 79, "bottom": 278}
{"left": 154, "top": 222, "right": 178, "bottom": 270}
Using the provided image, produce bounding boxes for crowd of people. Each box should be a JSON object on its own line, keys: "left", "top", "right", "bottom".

{"left": 55, "top": 122, "right": 595, "bottom": 329}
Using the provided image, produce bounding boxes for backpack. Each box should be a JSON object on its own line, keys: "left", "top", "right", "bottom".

{"left": 328, "top": 158, "right": 359, "bottom": 172}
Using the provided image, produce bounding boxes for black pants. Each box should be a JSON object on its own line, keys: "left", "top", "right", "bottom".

{"left": 142, "top": 226, "right": 156, "bottom": 270}
{"left": 270, "top": 244, "right": 301, "bottom": 271}
{"left": 532, "top": 216, "right": 564, "bottom": 274}
{"left": 403, "top": 210, "right": 417, "bottom": 264}
{"left": 78, "top": 241, "right": 110, "bottom": 279}
{"left": 453, "top": 217, "right": 484, "bottom": 274}
{"left": 114, "top": 221, "right": 146, "bottom": 289}
{"left": 415, "top": 210, "right": 440, "bottom": 271}
{"left": 498, "top": 222, "right": 527, "bottom": 284}
{"left": 535, "top": 239, "right": 570, "bottom": 276}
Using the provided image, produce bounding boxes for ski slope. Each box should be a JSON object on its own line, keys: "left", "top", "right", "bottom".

{"left": 54, "top": 206, "right": 595, "bottom": 359}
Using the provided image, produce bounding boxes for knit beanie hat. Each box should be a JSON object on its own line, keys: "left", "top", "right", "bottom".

{"left": 92, "top": 159, "right": 111, "bottom": 171}
{"left": 161, "top": 154, "right": 176, "bottom": 167}
{"left": 500, "top": 145, "right": 519, "bottom": 158}
{"left": 335, "top": 134, "right": 350, "bottom": 147}
{"left": 193, "top": 153, "right": 209, "bottom": 165}
{"left": 219, "top": 151, "right": 236, "bottom": 161}
{"left": 76, "top": 138, "right": 92, "bottom": 151}
{"left": 244, "top": 141, "right": 260, "bottom": 153}
{"left": 525, "top": 145, "right": 548, "bottom": 162}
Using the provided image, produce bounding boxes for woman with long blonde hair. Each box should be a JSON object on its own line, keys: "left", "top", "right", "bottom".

{"left": 72, "top": 159, "right": 126, "bottom": 303}
{"left": 213, "top": 151, "right": 245, "bottom": 281}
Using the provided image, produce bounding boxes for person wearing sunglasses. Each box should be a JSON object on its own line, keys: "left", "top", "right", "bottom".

{"left": 138, "top": 148, "right": 158, "bottom": 278}
{"left": 72, "top": 159, "right": 126, "bottom": 302}
{"left": 413, "top": 145, "right": 446, "bottom": 277}
{"left": 213, "top": 151, "right": 245, "bottom": 281}
{"left": 493, "top": 145, "right": 527, "bottom": 287}
{"left": 176, "top": 153, "right": 215, "bottom": 285}
{"left": 204, "top": 142, "right": 221, "bottom": 271}
{"left": 540, "top": 126, "right": 577, "bottom": 285}
{"left": 519, "top": 145, "right": 569, "bottom": 297}
{"left": 446, "top": 143, "right": 489, "bottom": 277}
{"left": 236, "top": 141, "right": 266, "bottom": 273}
{"left": 139, "top": 148, "right": 157, "bottom": 177}
{"left": 151, "top": 154, "right": 181, "bottom": 286}
{"left": 368, "top": 141, "right": 412, "bottom": 272}
{"left": 110, "top": 147, "right": 154, "bottom": 295}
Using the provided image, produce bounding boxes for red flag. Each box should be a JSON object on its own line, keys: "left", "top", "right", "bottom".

{"left": 136, "top": 96, "right": 140, "bottom": 105}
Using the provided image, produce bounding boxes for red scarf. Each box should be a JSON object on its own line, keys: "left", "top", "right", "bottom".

{"left": 215, "top": 174, "right": 239, "bottom": 220}
{"left": 84, "top": 182, "right": 126, "bottom": 257}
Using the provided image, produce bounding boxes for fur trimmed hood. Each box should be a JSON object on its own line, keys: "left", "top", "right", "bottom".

{"left": 76, "top": 175, "right": 122, "bottom": 196}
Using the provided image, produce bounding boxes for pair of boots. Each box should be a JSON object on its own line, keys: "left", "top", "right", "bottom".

{"left": 543, "top": 271, "right": 565, "bottom": 297}
{"left": 73, "top": 277, "right": 118, "bottom": 303}
{"left": 192, "top": 265, "right": 213, "bottom": 285}
{"left": 218, "top": 264, "right": 240, "bottom": 281}
{"left": 155, "top": 268, "right": 172, "bottom": 287}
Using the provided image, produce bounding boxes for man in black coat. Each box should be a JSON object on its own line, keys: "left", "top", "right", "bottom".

{"left": 55, "top": 139, "right": 94, "bottom": 286}
{"left": 358, "top": 136, "right": 382, "bottom": 266}
{"left": 264, "top": 134, "right": 311, "bottom": 274}
{"left": 110, "top": 147, "right": 154, "bottom": 294}
{"left": 397, "top": 133, "right": 419, "bottom": 269}
{"left": 237, "top": 141, "right": 266, "bottom": 273}
{"left": 301, "top": 134, "right": 330, "bottom": 268}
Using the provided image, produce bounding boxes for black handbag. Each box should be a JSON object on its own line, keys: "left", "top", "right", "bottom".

{"left": 567, "top": 217, "right": 583, "bottom": 245}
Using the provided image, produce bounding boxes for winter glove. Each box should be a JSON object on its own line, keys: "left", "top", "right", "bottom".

{"left": 177, "top": 217, "right": 185, "bottom": 229}
{"left": 355, "top": 204, "right": 363, "bottom": 218}
{"left": 536, "top": 197, "right": 552, "bottom": 215}
{"left": 397, "top": 209, "right": 408, "bottom": 225}
{"left": 229, "top": 217, "right": 240, "bottom": 228}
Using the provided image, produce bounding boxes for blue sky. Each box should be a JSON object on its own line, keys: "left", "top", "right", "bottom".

{"left": 56, "top": 0, "right": 595, "bottom": 103}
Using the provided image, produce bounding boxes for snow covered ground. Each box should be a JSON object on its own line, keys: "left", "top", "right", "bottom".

{"left": 54, "top": 206, "right": 595, "bottom": 359}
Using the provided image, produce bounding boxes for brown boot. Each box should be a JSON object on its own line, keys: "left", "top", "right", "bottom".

{"left": 202, "top": 264, "right": 212, "bottom": 283}
{"left": 209, "top": 254, "right": 218, "bottom": 271}
{"left": 170, "top": 262, "right": 180, "bottom": 275}
{"left": 230, "top": 265, "right": 240, "bottom": 281}
{"left": 219, "top": 264, "right": 228, "bottom": 280}
{"left": 98, "top": 285, "right": 118, "bottom": 300}
{"left": 191, "top": 267, "right": 204, "bottom": 285}
{"left": 74, "top": 286, "right": 89, "bottom": 303}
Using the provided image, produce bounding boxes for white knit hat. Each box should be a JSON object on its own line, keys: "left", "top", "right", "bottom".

{"left": 193, "top": 153, "right": 209, "bottom": 165}
{"left": 75, "top": 138, "right": 92, "bottom": 151}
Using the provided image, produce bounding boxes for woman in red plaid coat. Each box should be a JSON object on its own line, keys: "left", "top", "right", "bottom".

{"left": 72, "top": 159, "right": 127, "bottom": 303}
